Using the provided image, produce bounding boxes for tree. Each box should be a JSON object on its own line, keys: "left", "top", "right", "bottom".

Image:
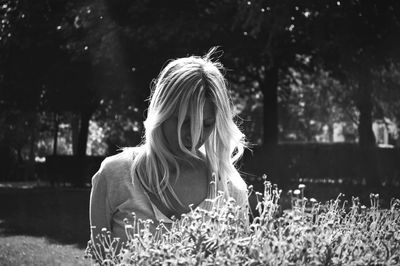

{"left": 309, "top": 0, "right": 400, "bottom": 147}
{"left": 0, "top": 0, "right": 123, "bottom": 184}
{"left": 0, "top": 0, "right": 68, "bottom": 112}
{"left": 0, "top": 0, "right": 72, "bottom": 179}
{"left": 67, "top": 0, "right": 268, "bottom": 145}
{"left": 0, "top": 0, "right": 135, "bottom": 156}
{"left": 278, "top": 67, "right": 358, "bottom": 142}
{"left": 375, "top": 63, "right": 400, "bottom": 128}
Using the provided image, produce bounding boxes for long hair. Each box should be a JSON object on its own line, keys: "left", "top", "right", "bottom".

{"left": 131, "top": 47, "right": 247, "bottom": 211}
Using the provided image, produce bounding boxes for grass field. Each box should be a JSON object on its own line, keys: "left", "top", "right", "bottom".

{"left": 0, "top": 235, "right": 90, "bottom": 266}
{"left": 0, "top": 184, "right": 91, "bottom": 266}
{"left": 0, "top": 181, "right": 399, "bottom": 265}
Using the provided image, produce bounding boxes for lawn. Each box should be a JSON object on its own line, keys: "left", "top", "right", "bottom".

{"left": 0, "top": 235, "right": 90, "bottom": 266}
{"left": 0, "top": 183, "right": 91, "bottom": 265}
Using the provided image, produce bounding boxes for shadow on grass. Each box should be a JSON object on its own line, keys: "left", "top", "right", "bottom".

{"left": 0, "top": 187, "right": 90, "bottom": 249}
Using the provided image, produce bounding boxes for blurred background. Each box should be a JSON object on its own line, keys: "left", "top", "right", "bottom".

{"left": 0, "top": 0, "right": 400, "bottom": 260}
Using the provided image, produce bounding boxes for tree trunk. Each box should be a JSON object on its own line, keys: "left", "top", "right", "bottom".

{"left": 71, "top": 112, "right": 80, "bottom": 156}
{"left": 73, "top": 108, "right": 92, "bottom": 187}
{"left": 357, "top": 81, "right": 375, "bottom": 148}
{"left": 53, "top": 113, "right": 59, "bottom": 156}
{"left": 77, "top": 109, "right": 91, "bottom": 158}
{"left": 263, "top": 66, "right": 279, "bottom": 149}
{"left": 260, "top": 66, "right": 280, "bottom": 185}
{"left": 25, "top": 113, "right": 37, "bottom": 181}
{"left": 357, "top": 78, "right": 379, "bottom": 187}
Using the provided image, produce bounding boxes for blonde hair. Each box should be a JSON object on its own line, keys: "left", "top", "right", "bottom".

{"left": 131, "top": 48, "right": 247, "bottom": 211}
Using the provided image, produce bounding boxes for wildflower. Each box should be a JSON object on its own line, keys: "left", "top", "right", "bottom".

{"left": 86, "top": 176, "right": 400, "bottom": 266}
{"left": 227, "top": 213, "right": 235, "bottom": 220}
{"left": 310, "top": 198, "right": 317, "bottom": 203}
{"left": 228, "top": 197, "right": 236, "bottom": 203}
{"left": 370, "top": 193, "right": 375, "bottom": 199}
{"left": 125, "top": 224, "right": 133, "bottom": 229}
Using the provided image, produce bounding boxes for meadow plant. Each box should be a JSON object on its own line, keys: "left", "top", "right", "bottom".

{"left": 86, "top": 176, "right": 400, "bottom": 265}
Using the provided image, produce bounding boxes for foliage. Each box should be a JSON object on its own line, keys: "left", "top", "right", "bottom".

{"left": 86, "top": 179, "right": 400, "bottom": 265}
{"left": 309, "top": 0, "right": 400, "bottom": 147}
{"left": 278, "top": 61, "right": 400, "bottom": 144}
{"left": 279, "top": 67, "right": 359, "bottom": 142}
{"left": 89, "top": 94, "right": 143, "bottom": 155}
{"left": 2, "top": 0, "right": 400, "bottom": 162}
{"left": 0, "top": 0, "right": 69, "bottom": 111}
{"left": 230, "top": 79, "right": 263, "bottom": 145}
{"left": 235, "top": 0, "right": 400, "bottom": 147}
{"left": 0, "top": 0, "right": 138, "bottom": 159}
{"left": 373, "top": 63, "right": 400, "bottom": 123}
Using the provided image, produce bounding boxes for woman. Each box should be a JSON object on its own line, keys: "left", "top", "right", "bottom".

{"left": 89, "top": 48, "right": 249, "bottom": 244}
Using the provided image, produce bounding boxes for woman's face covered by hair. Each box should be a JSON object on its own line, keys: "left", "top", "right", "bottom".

{"left": 161, "top": 98, "right": 216, "bottom": 157}
{"left": 135, "top": 49, "right": 248, "bottom": 211}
